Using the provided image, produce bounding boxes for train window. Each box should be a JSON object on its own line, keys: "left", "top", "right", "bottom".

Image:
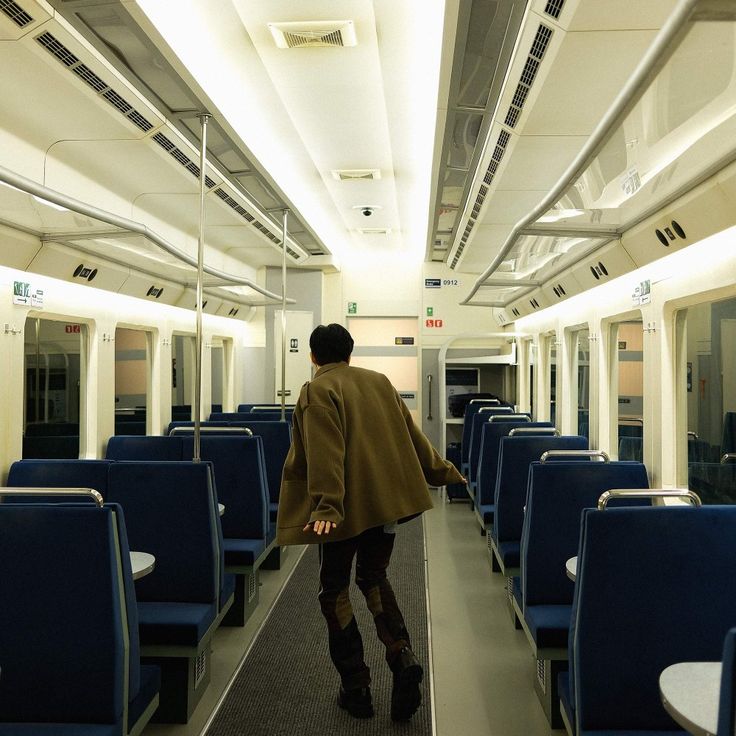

{"left": 575, "top": 329, "right": 590, "bottom": 440}
{"left": 682, "top": 297, "right": 736, "bottom": 504}
{"left": 544, "top": 333, "right": 557, "bottom": 425}
{"left": 528, "top": 340, "right": 536, "bottom": 418}
{"left": 23, "top": 317, "right": 85, "bottom": 459}
{"left": 172, "top": 334, "right": 195, "bottom": 420}
{"left": 114, "top": 328, "right": 151, "bottom": 435}
{"left": 614, "top": 320, "right": 644, "bottom": 461}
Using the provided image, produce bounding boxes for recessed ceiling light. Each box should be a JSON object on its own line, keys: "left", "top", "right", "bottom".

{"left": 331, "top": 169, "right": 381, "bottom": 181}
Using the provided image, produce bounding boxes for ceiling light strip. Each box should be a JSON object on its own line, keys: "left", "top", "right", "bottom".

{"left": 461, "top": 0, "right": 707, "bottom": 306}
{"left": 0, "top": 164, "right": 295, "bottom": 305}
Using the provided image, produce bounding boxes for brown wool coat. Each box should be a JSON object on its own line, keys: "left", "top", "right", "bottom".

{"left": 276, "top": 362, "right": 465, "bottom": 546}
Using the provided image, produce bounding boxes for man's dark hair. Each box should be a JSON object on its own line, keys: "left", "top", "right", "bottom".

{"left": 310, "top": 323, "right": 354, "bottom": 365}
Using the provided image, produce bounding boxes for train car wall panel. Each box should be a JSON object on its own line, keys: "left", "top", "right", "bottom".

{"left": 27, "top": 241, "right": 129, "bottom": 292}
{"left": 0, "top": 226, "right": 42, "bottom": 271}
{"left": 569, "top": 240, "right": 637, "bottom": 294}
{"left": 175, "top": 290, "right": 224, "bottom": 316}
{"left": 118, "top": 270, "right": 184, "bottom": 307}
{"left": 621, "top": 167, "right": 736, "bottom": 270}
{"left": 540, "top": 270, "right": 586, "bottom": 306}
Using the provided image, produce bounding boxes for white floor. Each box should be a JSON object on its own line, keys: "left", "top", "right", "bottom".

{"left": 143, "top": 492, "right": 556, "bottom": 736}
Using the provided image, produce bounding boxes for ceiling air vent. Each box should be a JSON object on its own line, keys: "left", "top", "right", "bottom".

{"left": 73, "top": 263, "right": 97, "bottom": 282}
{"left": 331, "top": 169, "right": 381, "bottom": 181}
{"left": 151, "top": 132, "right": 216, "bottom": 188}
{"left": 357, "top": 228, "right": 392, "bottom": 235}
{"left": 544, "top": 0, "right": 565, "bottom": 20}
{"left": 504, "top": 24, "right": 553, "bottom": 128}
{"left": 0, "top": 0, "right": 33, "bottom": 27}
{"left": 34, "top": 31, "right": 154, "bottom": 133}
{"left": 146, "top": 286, "right": 164, "bottom": 299}
{"left": 214, "top": 188, "right": 255, "bottom": 223}
{"left": 268, "top": 21, "right": 357, "bottom": 49}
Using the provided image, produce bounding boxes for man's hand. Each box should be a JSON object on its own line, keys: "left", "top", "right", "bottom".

{"left": 303, "top": 520, "right": 337, "bottom": 536}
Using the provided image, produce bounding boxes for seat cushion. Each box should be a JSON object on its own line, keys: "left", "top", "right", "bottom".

{"left": 137, "top": 601, "right": 216, "bottom": 648}
{"left": 128, "top": 664, "right": 160, "bottom": 732}
{"left": 524, "top": 604, "right": 572, "bottom": 650}
{"left": 220, "top": 572, "right": 236, "bottom": 610}
{"left": 498, "top": 540, "right": 520, "bottom": 568}
{"left": 269, "top": 502, "right": 278, "bottom": 524}
{"left": 479, "top": 503, "right": 494, "bottom": 526}
{"left": 224, "top": 538, "right": 266, "bottom": 568}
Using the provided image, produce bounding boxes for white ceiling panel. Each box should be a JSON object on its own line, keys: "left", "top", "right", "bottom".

{"left": 482, "top": 190, "right": 550, "bottom": 225}
{"left": 522, "top": 30, "right": 658, "bottom": 136}
{"left": 566, "top": 0, "right": 678, "bottom": 32}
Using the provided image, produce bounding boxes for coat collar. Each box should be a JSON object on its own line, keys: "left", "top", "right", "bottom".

{"left": 314, "top": 361, "right": 349, "bottom": 378}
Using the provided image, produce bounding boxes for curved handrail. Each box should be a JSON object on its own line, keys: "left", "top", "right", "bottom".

{"left": 170, "top": 426, "right": 253, "bottom": 436}
{"left": 470, "top": 398, "right": 501, "bottom": 405}
{"left": 0, "top": 164, "right": 295, "bottom": 305}
{"left": 508, "top": 427, "right": 559, "bottom": 436}
{"left": 540, "top": 449, "right": 609, "bottom": 463}
{"left": 721, "top": 453, "right": 736, "bottom": 464}
{"left": 597, "top": 488, "right": 701, "bottom": 510}
{"left": 687, "top": 431, "right": 699, "bottom": 440}
{"left": 461, "top": 0, "right": 702, "bottom": 305}
{"left": 0, "top": 487, "right": 104, "bottom": 507}
{"left": 619, "top": 417, "right": 644, "bottom": 425}
{"left": 479, "top": 406, "right": 513, "bottom": 414}
{"left": 490, "top": 414, "right": 529, "bottom": 423}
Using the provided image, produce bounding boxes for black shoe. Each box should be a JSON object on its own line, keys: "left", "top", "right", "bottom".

{"left": 338, "top": 686, "right": 374, "bottom": 718}
{"left": 390, "top": 647, "right": 423, "bottom": 721}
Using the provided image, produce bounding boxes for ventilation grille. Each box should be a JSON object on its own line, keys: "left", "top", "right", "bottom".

{"left": 544, "top": 0, "right": 565, "bottom": 19}
{"left": 269, "top": 20, "right": 357, "bottom": 49}
{"left": 536, "top": 658, "right": 546, "bottom": 692}
{"left": 194, "top": 650, "right": 207, "bottom": 688}
{"left": 451, "top": 129, "right": 512, "bottom": 269}
{"left": 35, "top": 31, "right": 154, "bottom": 133}
{"left": 214, "top": 188, "right": 255, "bottom": 222}
{"left": 248, "top": 571, "right": 257, "bottom": 602}
{"left": 357, "top": 228, "right": 392, "bottom": 236}
{"left": 332, "top": 169, "right": 381, "bottom": 181}
{"left": 151, "top": 132, "right": 216, "bottom": 188}
{"left": 0, "top": 0, "right": 32, "bottom": 27}
{"left": 504, "top": 24, "right": 553, "bottom": 128}
{"left": 511, "top": 307, "right": 521, "bottom": 318}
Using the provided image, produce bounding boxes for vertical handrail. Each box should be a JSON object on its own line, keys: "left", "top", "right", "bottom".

{"left": 280, "top": 209, "right": 289, "bottom": 423}
{"left": 427, "top": 374, "right": 433, "bottom": 421}
{"left": 193, "top": 113, "right": 210, "bottom": 463}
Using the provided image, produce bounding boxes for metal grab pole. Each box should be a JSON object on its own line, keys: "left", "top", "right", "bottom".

{"left": 280, "top": 209, "right": 289, "bottom": 422}
{"left": 194, "top": 113, "right": 210, "bottom": 462}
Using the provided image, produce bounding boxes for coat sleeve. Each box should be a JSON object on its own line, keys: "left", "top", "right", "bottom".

{"left": 302, "top": 403, "right": 347, "bottom": 525}
{"left": 397, "top": 392, "right": 466, "bottom": 486}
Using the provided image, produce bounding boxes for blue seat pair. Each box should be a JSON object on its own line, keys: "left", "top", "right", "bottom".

{"left": 459, "top": 401, "right": 509, "bottom": 476}
{"left": 474, "top": 422, "right": 553, "bottom": 530}
{"left": 466, "top": 408, "right": 520, "bottom": 489}
{"left": 562, "top": 504, "right": 736, "bottom": 736}
{"left": 516, "top": 457, "right": 649, "bottom": 729}
{"left": 0, "top": 500, "right": 159, "bottom": 735}
{"left": 490, "top": 435, "right": 588, "bottom": 576}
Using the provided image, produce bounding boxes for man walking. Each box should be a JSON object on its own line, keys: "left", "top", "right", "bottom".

{"left": 277, "top": 323, "right": 465, "bottom": 721}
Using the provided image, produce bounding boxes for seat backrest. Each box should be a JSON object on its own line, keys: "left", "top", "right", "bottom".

{"left": 114, "top": 420, "right": 147, "bottom": 436}
{"left": 167, "top": 420, "right": 230, "bottom": 434}
{"left": 106, "top": 435, "right": 184, "bottom": 460}
{"left": 521, "top": 460, "right": 649, "bottom": 607}
{"left": 494, "top": 435, "right": 588, "bottom": 542}
{"left": 229, "top": 421, "right": 292, "bottom": 505}
{"left": 573, "top": 506, "right": 736, "bottom": 733}
{"left": 181, "top": 436, "right": 269, "bottom": 540}
{"left": 210, "top": 411, "right": 291, "bottom": 423}
{"left": 0, "top": 504, "right": 125, "bottom": 727}
{"left": 718, "top": 627, "right": 736, "bottom": 736}
{"left": 618, "top": 435, "right": 643, "bottom": 461}
{"left": 688, "top": 462, "right": 736, "bottom": 504}
{"left": 107, "top": 461, "right": 218, "bottom": 604}
{"left": 22, "top": 435, "right": 80, "bottom": 459}
{"left": 476, "top": 422, "right": 552, "bottom": 505}
{"left": 723, "top": 411, "right": 736, "bottom": 454}
{"left": 24, "top": 421, "right": 79, "bottom": 437}
{"left": 468, "top": 411, "right": 529, "bottom": 484}
{"left": 8, "top": 458, "right": 112, "bottom": 497}
{"left": 461, "top": 403, "right": 512, "bottom": 464}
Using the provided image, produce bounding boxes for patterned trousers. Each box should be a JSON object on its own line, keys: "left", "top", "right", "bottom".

{"left": 318, "top": 524, "right": 411, "bottom": 690}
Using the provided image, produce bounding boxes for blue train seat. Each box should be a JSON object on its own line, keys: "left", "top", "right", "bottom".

{"left": 106, "top": 436, "right": 184, "bottom": 460}
{"left": 571, "top": 505, "right": 736, "bottom": 736}
{"left": 490, "top": 435, "right": 588, "bottom": 576}
{"left": 22, "top": 435, "right": 79, "bottom": 459}
{"left": 717, "top": 628, "right": 736, "bottom": 736}
{"left": 107, "top": 461, "right": 219, "bottom": 723}
{"left": 688, "top": 462, "right": 736, "bottom": 504}
{"left": 7, "top": 458, "right": 112, "bottom": 497}
{"left": 0, "top": 503, "right": 132, "bottom": 735}
{"left": 460, "top": 402, "right": 510, "bottom": 474}
{"left": 468, "top": 410, "right": 527, "bottom": 493}
{"left": 474, "top": 422, "right": 552, "bottom": 530}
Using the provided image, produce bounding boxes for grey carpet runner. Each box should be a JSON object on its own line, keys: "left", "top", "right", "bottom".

{"left": 205, "top": 518, "right": 432, "bottom": 735}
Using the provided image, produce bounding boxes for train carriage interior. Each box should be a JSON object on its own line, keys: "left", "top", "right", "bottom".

{"left": 1, "top": 0, "right": 736, "bottom": 734}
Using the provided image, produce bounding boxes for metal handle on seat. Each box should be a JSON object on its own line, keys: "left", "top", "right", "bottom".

{"left": 619, "top": 417, "right": 644, "bottom": 424}
{"left": 687, "top": 431, "right": 698, "bottom": 440}
{"left": 597, "top": 488, "right": 701, "bottom": 510}
{"left": 721, "top": 453, "right": 736, "bottom": 464}
{"left": 490, "top": 414, "right": 529, "bottom": 423}
{"left": 540, "top": 449, "right": 609, "bottom": 463}
{"left": 508, "top": 427, "right": 559, "bottom": 436}
{"left": 479, "top": 406, "right": 512, "bottom": 414}
{"left": 470, "top": 399, "right": 500, "bottom": 405}
{"left": 170, "top": 426, "right": 253, "bottom": 436}
{"left": 0, "top": 487, "right": 104, "bottom": 507}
